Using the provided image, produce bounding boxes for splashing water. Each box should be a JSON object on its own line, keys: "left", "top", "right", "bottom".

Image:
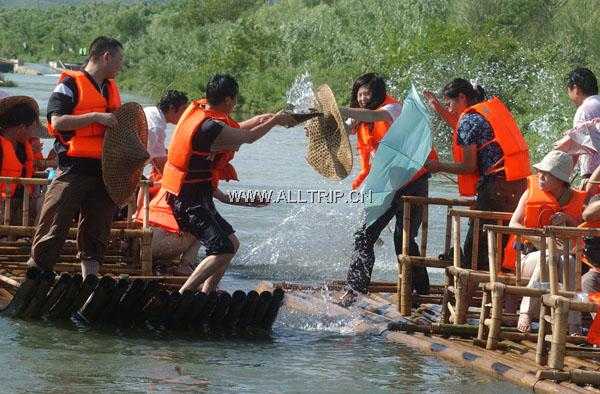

{"left": 285, "top": 71, "right": 315, "bottom": 113}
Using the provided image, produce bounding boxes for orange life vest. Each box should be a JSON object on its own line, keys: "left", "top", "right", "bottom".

{"left": 47, "top": 70, "right": 121, "bottom": 159}
{"left": 352, "top": 95, "right": 436, "bottom": 190}
{"left": 21, "top": 141, "right": 34, "bottom": 179}
{"left": 452, "top": 97, "right": 531, "bottom": 197}
{"left": 502, "top": 175, "right": 586, "bottom": 271}
{"left": 134, "top": 188, "right": 180, "bottom": 233}
{"left": 161, "top": 99, "right": 238, "bottom": 196}
{"left": 0, "top": 136, "right": 25, "bottom": 197}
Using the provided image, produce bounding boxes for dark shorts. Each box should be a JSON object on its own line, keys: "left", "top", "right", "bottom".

{"left": 167, "top": 191, "right": 235, "bottom": 256}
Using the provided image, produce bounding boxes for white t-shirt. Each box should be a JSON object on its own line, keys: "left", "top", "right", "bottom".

{"left": 143, "top": 106, "right": 167, "bottom": 160}
{"left": 574, "top": 95, "right": 600, "bottom": 176}
{"left": 0, "top": 89, "right": 10, "bottom": 99}
{"left": 346, "top": 102, "right": 403, "bottom": 129}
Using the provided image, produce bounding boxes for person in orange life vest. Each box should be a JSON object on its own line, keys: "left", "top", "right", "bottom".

{"left": 27, "top": 36, "right": 124, "bottom": 277}
{"left": 510, "top": 151, "right": 585, "bottom": 332}
{"left": 167, "top": 74, "right": 294, "bottom": 294}
{"left": 335, "top": 73, "right": 436, "bottom": 306}
{"left": 425, "top": 78, "right": 529, "bottom": 270}
{"left": 133, "top": 90, "right": 190, "bottom": 214}
{"left": 0, "top": 97, "right": 40, "bottom": 225}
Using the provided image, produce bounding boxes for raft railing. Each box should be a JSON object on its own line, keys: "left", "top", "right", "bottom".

{"left": 442, "top": 208, "right": 513, "bottom": 325}
{"left": 478, "top": 224, "right": 580, "bottom": 351}
{"left": 397, "top": 196, "right": 474, "bottom": 315}
{"left": 537, "top": 226, "right": 600, "bottom": 373}
{"left": 0, "top": 176, "right": 154, "bottom": 276}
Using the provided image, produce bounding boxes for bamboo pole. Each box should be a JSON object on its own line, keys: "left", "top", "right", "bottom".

{"left": 444, "top": 205, "right": 452, "bottom": 257}
{"left": 471, "top": 217, "right": 480, "bottom": 270}
{"left": 574, "top": 241, "right": 582, "bottom": 293}
{"left": 486, "top": 282, "right": 504, "bottom": 350}
{"left": 454, "top": 270, "right": 469, "bottom": 324}
{"left": 399, "top": 201, "right": 412, "bottom": 314}
{"left": 562, "top": 239, "right": 570, "bottom": 291}
{"left": 22, "top": 186, "right": 29, "bottom": 226}
{"left": 537, "top": 369, "right": 600, "bottom": 386}
{"left": 548, "top": 297, "right": 570, "bottom": 370}
{"left": 399, "top": 256, "right": 411, "bottom": 316}
{"left": 401, "top": 196, "right": 472, "bottom": 207}
{"left": 477, "top": 288, "right": 490, "bottom": 341}
{"left": 140, "top": 229, "right": 153, "bottom": 276}
{"left": 452, "top": 216, "right": 460, "bottom": 268}
{"left": 487, "top": 230, "right": 497, "bottom": 284}
{"left": 548, "top": 237, "right": 559, "bottom": 296}
{"left": 536, "top": 302, "right": 549, "bottom": 366}
{"left": 3, "top": 185, "right": 11, "bottom": 226}
{"left": 142, "top": 181, "right": 150, "bottom": 229}
{"left": 539, "top": 235, "right": 548, "bottom": 283}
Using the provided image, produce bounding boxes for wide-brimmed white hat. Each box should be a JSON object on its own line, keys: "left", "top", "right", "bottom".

{"left": 533, "top": 150, "right": 573, "bottom": 183}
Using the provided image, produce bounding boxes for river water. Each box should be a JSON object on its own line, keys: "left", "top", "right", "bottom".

{"left": 0, "top": 72, "right": 523, "bottom": 393}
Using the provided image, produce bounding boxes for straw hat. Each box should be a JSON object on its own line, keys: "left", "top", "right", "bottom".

{"left": 102, "top": 102, "right": 149, "bottom": 206}
{"left": 532, "top": 150, "right": 573, "bottom": 183}
{"left": 304, "top": 84, "right": 352, "bottom": 179}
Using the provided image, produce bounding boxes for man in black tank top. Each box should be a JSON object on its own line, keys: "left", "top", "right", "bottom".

{"left": 173, "top": 74, "right": 293, "bottom": 294}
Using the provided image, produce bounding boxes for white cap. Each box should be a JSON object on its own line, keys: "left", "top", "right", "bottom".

{"left": 533, "top": 150, "right": 574, "bottom": 183}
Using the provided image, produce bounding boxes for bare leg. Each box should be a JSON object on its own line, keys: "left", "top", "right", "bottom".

{"left": 202, "top": 264, "right": 230, "bottom": 293}
{"left": 180, "top": 234, "right": 239, "bottom": 293}
{"left": 179, "top": 253, "right": 234, "bottom": 293}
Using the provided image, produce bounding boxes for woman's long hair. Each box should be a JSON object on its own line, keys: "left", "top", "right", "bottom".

{"left": 349, "top": 73, "right": 387, "bottom": 109}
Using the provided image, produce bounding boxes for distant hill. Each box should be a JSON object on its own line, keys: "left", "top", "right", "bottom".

{"left": 0, "top": 0, "right": 158, "bottom": 7}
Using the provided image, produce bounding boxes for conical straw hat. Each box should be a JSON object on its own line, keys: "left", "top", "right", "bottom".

{"left": 305, "top": 84, "right": 352, "bottom": 179}
{"left": 102, "top": 102, "right": 149, "bottom": 206}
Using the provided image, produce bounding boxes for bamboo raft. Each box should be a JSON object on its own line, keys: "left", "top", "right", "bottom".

{"left": 259, "top": 196, "right": 600, "bottom": 392}
{"left": 0, "top": 176, "right": 286, "bottom": 336}
{"left": 0, "top": 267, "right": 284, "bottom": 336}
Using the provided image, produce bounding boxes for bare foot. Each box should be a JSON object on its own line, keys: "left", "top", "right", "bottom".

{"left": 517, "top": 313, "right": 531, "bottom": 333}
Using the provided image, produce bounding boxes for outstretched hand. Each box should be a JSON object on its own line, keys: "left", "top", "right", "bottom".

{"left": 422, "top": 90, "right": 439, "bottom": 107}
{"left": 272, "top": 111, "right": 296, "bottom": 128}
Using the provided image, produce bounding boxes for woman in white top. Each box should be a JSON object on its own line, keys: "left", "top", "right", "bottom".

{"left": 566, "top": 67, "right": 600, "bottom": 181}
{"left": 337, "top": 73, "right": 432, "bottom": 305}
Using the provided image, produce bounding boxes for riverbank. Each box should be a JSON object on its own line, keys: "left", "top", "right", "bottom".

{"left": 1, "top": 0, "right": 599, "bottom": 162}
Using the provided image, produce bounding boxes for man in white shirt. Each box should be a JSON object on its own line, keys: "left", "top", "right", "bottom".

{"left": 567, "top": 67, "right": 600, "bottom": 180}
{"left": 143, "top": 90, "right": 188, "bottom": 177}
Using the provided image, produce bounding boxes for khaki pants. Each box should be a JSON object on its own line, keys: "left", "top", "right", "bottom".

{"left": 28, "top": 172, "right": 117, "bottom": 271}
{"left": 152, "top": 227, "right": 202, "bottom": 274}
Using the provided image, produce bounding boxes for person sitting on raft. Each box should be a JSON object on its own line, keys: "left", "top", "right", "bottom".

{"left": 134, "top": 187, "right": 267, "bottom": 276}
{"left": 508, "top": 151, "right": 586, "bottom": 332}
{"left": 424, "top": 78, "right": 530, "bottom": 270}
{"left": 337, "top": 73, "right": 437, "bottom": 306}
{"left": 159, "top": 74, "right": 293, "bottom": 294}
{"left": 0, "top": 96, "right": 40, "bottom": 225}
